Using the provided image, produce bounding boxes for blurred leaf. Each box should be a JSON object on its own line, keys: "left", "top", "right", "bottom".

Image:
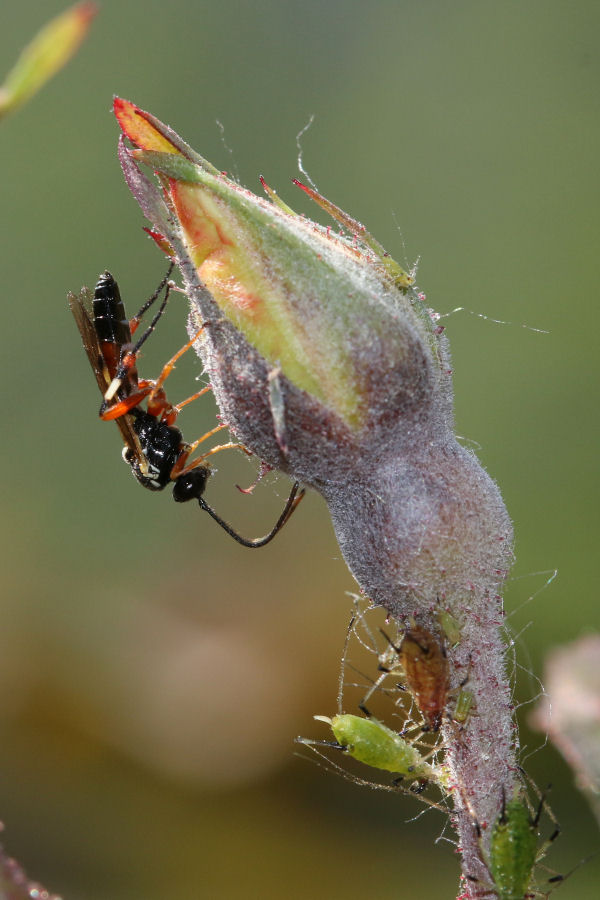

{"left": 531, "top": 634, "right": 600, "bottom": 824}
{"left": 0, "top": 2, "right": 97, "bottom": 120}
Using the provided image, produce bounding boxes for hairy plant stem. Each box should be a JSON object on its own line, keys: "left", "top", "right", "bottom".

{"left": 176, "top": 247, "right": 516, "bottom": 896}
{"left": 325, "top": 444, "right": 517, "bottom": 894}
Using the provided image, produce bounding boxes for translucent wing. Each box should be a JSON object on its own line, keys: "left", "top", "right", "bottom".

{"left": 68, "top": 287, "right": 145, "bottom": 459}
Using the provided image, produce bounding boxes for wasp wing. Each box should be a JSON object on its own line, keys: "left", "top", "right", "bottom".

{"left": 69, "top": 287, "right": 144, "bottom": 458}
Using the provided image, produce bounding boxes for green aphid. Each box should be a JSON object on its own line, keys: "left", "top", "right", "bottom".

{"left": 487, "top": 792, "right": 541, "bottom": 900}
{"left": 437, "top": 608, "right": 462, "bottom": 648}
{"left": 453, "top": 688, "right": 474, "bottom": 725}
{"left": 315, "top": 713, "right": 436, "bottom": 783}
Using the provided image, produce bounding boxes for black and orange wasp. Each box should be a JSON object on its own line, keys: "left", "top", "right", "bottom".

{"left": 68, "top": 266, "right": 303, "bottom": 546}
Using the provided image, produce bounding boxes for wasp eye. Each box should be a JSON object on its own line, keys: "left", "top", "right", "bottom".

{"left": 172, "top": 468, "right": 210, "bottom": 503}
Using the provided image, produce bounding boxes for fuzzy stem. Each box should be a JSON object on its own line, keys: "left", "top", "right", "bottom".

{"left": 324, "top": 444, "right": 516, "bottom": 894}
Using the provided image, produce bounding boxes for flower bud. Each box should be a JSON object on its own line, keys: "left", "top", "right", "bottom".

{"left": 115, "top": 98, "right": 513, "bottom": 621}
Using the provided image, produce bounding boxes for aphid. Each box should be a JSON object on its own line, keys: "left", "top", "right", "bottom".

{"left": 489, "top": 791, "right": 539, "bottom": 899}
{"left": 387, "top": 625, "right": 450, "bottom": 732}
{"left": 310, "top": 713, "right": 437, "bottom": 786}
{"left": 452, "top": 688, "right": 475, "bottom": 726}
{"left": 357, "top": 615, "right": 469, "bottom": 732}
{"left": 437, "top": 607, "right": 462, "bottom": 648}
{"left": 467, "top": 788, "right": 563, "bottom": 900}
{"left": 296, "top": 603, "right": 451, "bottom": 809}
{"left": 69, "top": 269, "right": 303, "bottom": 546}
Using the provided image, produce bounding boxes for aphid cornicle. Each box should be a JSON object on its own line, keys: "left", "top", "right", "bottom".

{"left": 69, "top": 269, "right": 304, "bottom": 546}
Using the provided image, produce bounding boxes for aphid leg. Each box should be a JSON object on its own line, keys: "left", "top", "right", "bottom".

{"left": 343, "top": 659, "right": 403, "bottom": 718}
{"left": 358, "top": 632, "right": 404, "bottom": 716}
{"left": 531, "top": 794, "right": 561, "bottom": 871}
{"left": 409, "top": 780, "right": 427, "bottom": 795}
{"left": 390, "top": 771, "right": 430, "bottom": 795}
{"left": 518, "top": 770, "right": 561, "bottom": 847}
{"left": 379, "top": 627, "right": 404, "bottom": 657}
{"left": 358, "top": 667, "right": 397, "bottom": 718}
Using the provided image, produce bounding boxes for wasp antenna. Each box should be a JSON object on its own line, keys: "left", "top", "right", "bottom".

{"left": 198, "top": 482, "right": 304, "bottom": 548}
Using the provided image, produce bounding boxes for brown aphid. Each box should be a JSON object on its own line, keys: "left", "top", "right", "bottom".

{"left": 398, "top": 626, "right": 449, "bottom": 731}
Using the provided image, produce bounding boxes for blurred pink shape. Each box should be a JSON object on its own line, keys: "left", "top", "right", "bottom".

{"left": 532, "top": 634, "right": 600, "bottom": 819}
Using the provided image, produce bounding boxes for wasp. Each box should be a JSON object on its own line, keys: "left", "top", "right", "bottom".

{"left": 68, "top": 267, "right": 303, "bottom": 546}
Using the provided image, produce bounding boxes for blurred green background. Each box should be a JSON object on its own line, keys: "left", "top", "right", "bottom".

{"left": 1, "top": 1, "right": 598, "bottom": 897}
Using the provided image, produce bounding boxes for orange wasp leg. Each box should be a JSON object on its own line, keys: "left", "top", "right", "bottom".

{"left": 102, "top": 327, "right": 209, "bottom": 424}
{"left": 100, "top": 380, "right": 154, "bottom": 420}
{"left": 146, "top": 326, "right": 206, "bottom": 408}
{"left": 169, "top": 421, "right": 253, "bottom": 480}
{"left": 173, "top": 385, "right": 212, "bottom": 412}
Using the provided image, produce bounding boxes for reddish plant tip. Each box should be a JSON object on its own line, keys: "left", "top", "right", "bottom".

{"left": 75, "top": 1, "right": 99, "bottom": 24}
{"left": 143, "top": 227, "right": 174, "bottom": 257}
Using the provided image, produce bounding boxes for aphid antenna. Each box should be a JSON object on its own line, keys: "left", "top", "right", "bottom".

{"left": 515, "top": 768, "right": 560, "bottom": 835}
{"left": 337, "top": 603, "right": 359, "bottom": 714}
{"left": 344, "top": 594, "right": 382, "bottom": 655}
